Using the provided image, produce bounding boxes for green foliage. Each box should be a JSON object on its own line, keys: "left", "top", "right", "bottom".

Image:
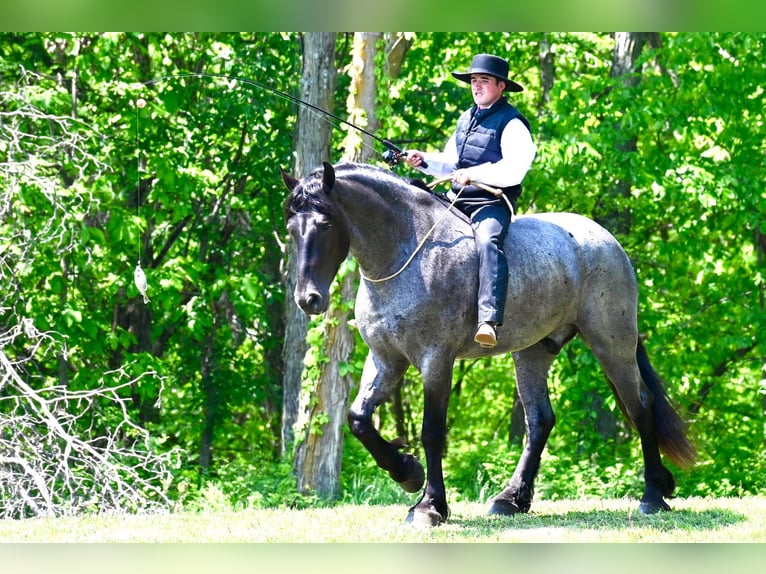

{"left": 1, "top": 32, "right": 300, "bottom": 510}
{"left": 2, "top": 33, "right": 764, "bottom": 515}
{"left": 182, "top": 461, "right": 319, "bottom": 512}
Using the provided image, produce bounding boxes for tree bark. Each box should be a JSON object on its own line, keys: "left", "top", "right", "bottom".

{"left": 538, "top": 33, "right": 554, "bottom": 113}
{"left": 597, "top": 32, "right": 650, "bottom": 235}
{"left": 198, "top": 315, "right": 218, "bottom": 472}
{"left": 281, "top": 32, "right": 337, "bottom": 456}
{"left": 293, "top": 271, "right": 356, "bottom": 498}
{"left": 384, "top": 32, "right": 413, "bottom": 79}
{"left": 293, "top": 32, "right": 382, "bottom": 499}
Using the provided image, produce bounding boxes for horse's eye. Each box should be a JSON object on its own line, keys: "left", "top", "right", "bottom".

{"left": 318, "top": 221, "right": 332, "bottom": 231}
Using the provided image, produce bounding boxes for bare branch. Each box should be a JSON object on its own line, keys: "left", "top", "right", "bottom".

{"left": 1, "top": 74, "right": 177, "bottom": 519}
{"left": 0, "top": 337, "right": 179, "bottom": 518}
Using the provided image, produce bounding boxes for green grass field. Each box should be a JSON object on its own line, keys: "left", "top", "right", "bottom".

{"left": 2, "top": 496, "right": 765, "bottom": 542}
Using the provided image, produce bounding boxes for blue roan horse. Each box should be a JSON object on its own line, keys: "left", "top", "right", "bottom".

{"left": 282, "top": 161, "right": 696, "bottom": 527}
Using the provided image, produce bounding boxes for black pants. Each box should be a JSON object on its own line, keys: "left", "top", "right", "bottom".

{"left": 458, "top": 202, "right": 512, "bottom": 326}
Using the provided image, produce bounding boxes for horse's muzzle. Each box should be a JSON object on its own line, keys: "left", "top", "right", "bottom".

{"left": 295, "top": 290, "right": 328, "bottom": 315}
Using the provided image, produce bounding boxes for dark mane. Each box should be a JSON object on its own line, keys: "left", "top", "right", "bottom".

{"left": 284, "top": 165, "right": 338, "bottom": 222}
{"left": 332, "top": 161, "right": 412, "bottom": 189}
{"left": 284, "top": 162, "right": 418, "bottom": 222}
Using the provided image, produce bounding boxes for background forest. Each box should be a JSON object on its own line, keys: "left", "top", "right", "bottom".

{"left": 0, "top": 32, "right": 764, "bottom": 519}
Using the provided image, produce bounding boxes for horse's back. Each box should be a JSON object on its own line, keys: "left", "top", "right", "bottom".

{"left": 523, "top": 211, "right": 638, "bottom": 301}
{"left": 509, "top": 212, "right": 634, "bottom": 284}
{"left": 355, "top": 181, "right": 639, "bottom": 358}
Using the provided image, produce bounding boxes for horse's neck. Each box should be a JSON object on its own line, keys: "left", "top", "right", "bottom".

{"left": 335, "top": 174, "right": 431, "bottom": 278}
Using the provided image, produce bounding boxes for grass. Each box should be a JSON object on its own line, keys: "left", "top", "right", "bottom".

{"left": 1, "top": 496, "right": 765, "bottom": 543}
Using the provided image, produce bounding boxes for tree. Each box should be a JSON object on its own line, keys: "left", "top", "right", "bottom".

{"left": 282, "top": 32, "right": 337, "bottom": 455}
{"left": 285, "top": 33, "right": 343, "bottom": 498}
{"left": 1, "top": 33, "right": 300, "bottom": 508}
{"left": 293, "top": 32, "right": 391, "bottom": 499}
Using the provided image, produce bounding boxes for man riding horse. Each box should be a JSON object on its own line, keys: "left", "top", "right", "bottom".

{"left": 405, "top": 53, "right": 536, "bottom": 348}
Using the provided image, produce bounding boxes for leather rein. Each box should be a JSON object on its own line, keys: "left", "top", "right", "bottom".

{"left": 359, "top": 177, "right": 514, "bottom": 284}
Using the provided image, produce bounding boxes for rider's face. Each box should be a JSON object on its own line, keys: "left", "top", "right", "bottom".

{"left": 470, "top": 74, "right": 505, "bottom": 109}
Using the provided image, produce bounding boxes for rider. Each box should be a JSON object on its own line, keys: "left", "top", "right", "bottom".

{"left": 405, "top": 53, "right": 536, "bottom": 348}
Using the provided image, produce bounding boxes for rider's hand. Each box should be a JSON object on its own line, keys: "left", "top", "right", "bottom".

{"left": 452, "top": 169, "right": 472, "bottom": 186}
{"left": 405, "top": 151, "right": 425, "bottom": 167}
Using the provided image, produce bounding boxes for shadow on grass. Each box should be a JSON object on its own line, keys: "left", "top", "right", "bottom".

{"left": 450, "top": 507, "right": 747, "bottom": 534}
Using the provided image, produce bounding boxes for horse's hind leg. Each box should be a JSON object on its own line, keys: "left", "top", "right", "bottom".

{"left": 488, "top": 343, "right": 556, "bottom": 516}
{"left": 584, "top": 332, "right": 676, "bottom": 514}
{"left": 347, "top": 352, "right": 425, "bottom": 494}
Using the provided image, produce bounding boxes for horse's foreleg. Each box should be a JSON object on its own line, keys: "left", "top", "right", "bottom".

{"left": 489, "top": 344, "right": 556, "bottom": 516}
{"left": 347, "top": 353, "right": 425, "bottom": 493}
{"left": 406, "top": 358, "right": 453, "bottom": 527}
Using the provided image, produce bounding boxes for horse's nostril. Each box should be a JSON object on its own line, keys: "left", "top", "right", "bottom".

{"left": 298, "top": 291, "right": 325, "bottom": 315}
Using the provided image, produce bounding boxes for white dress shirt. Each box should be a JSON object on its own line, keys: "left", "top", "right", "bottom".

{"left": 416, "top": 118, "right": 536, "bottom": 187}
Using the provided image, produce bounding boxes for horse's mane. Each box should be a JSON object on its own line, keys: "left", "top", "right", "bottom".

{"left": 284, "top": 165, "right": 337, "bottom": 221}
{"left": 333, "top": 161, "right": 414, "bottom": 191}
{"left": 333, "top": 162, "right": 442, "bottom": 205}
{"left": 285, "top": 161, "right": 422, "bottom": 221}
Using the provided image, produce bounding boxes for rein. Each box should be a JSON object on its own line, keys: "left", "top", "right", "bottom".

{"left": 359, "top": 177, "right": 514, "bottom": 284}
{"left": 359, "top": 180, "right": 465, "bottom": 284}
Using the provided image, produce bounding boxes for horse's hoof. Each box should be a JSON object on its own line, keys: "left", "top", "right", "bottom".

{"left": 639, "top": 500, "right": 671, "bottom": 514}
{"left": 487, "top": 498, "right": 522, "bottom": 516}
{"left": 396, "top": 456, "right": 425, "bottom": 493}
{"left": 406, "top": 506, "right": 448, "bottom": 528}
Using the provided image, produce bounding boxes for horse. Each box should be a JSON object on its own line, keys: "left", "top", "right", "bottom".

{"left": 281, "top": 161, "right": 696, "bottom": 527}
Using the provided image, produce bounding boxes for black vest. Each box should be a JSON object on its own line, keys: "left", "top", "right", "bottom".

{"left": 453, "top": 98, "right": 531, "bottom": 209}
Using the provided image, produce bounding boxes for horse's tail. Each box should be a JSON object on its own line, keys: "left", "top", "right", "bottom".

{"left": 636, "top": 339, "right": 697, "bottom": 467}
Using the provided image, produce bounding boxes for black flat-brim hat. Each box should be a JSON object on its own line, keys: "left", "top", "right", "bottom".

{"left": 451, "top": 53, "right": 523, "bottom": 92}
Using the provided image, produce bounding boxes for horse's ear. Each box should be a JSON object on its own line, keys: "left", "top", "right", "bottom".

{"left": 321, "top": 162, "right": 335, "bottom": 193}
{"left": 280, "top": 168, "right": 300, "bottom": 191}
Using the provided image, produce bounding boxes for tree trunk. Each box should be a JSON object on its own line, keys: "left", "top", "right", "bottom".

{"left": 199, "top": 318, "right": 218, "bottom": 473}
{"left": 384, "top": 32, "right": 413, "bottom": 79}
{"left": 293, "top": 270, "right": 356, "bottom": 498}
{"left": 281, "top": 32, "right": 337, "bottom": 456}
{"left": 610, "top": 32, "right": 647, "bottom": 81}
{"left": 538, "top": 33, "right": 554, "bottom": 113}
{"left": 293, "top": 32, "right": 382, "bottom": 499}
{"left": 340, "top": 32, "right": 382, "bottom": 157}
{"left": 597, "top": 32, "right": 650, "bottom": 235}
